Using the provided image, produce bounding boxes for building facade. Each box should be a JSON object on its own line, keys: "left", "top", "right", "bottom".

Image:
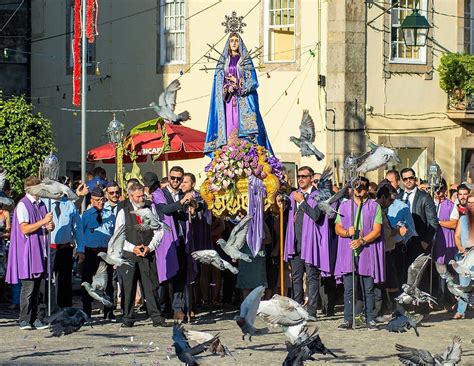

{"left": 29, "top": 0, "right": 473, "bottom": 185}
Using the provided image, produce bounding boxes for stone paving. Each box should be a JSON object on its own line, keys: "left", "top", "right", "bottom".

{"left": 0, "top": 304, "right": 473, "bottom": 366}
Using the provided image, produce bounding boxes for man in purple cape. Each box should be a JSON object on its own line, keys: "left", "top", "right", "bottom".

{"left": 334, "top": 177, "right": 384, "bottom": 331}
{"left": 284, "top": 166, "right": 325, "bottom": 320}
{"left": 153, "top": 166, "right": 194, "bottom": 321}
{"left": 6, "top": 176, "right": 54, "bottom": 330}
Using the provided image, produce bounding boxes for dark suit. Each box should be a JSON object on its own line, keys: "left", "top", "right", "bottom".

{"left": 399, "top": 188, "right": 439, "bottom": 294}
{"left": 155, "top": 188, "right": 188, "bottom": 314}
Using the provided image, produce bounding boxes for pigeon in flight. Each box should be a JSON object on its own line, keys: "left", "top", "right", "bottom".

{"left": 436, "top": 263, "right": 471, "bottom": 303}
{"left": 449, "top": 248, "right": 474, "bottom": 280}
{"left": 0, "top": 168, "right": 6, "bottom": 191}
{"left": 81, "top": 261, "right": 113, "bottom": 307}
{"left": 97, "top": 225, "right": 132, "bottom": 267}
{"left": 290, "top": 109, "right": 325, "bottom": 161}
{"left": 191, "top": 250, "right": 239, "bottom": 274}
{"left": 216, "top": 216, "right": 252, "bottom": 262}
{"left": 46, "top": 307, "right": 90, "bottom": 337}
{"left": 356, "top": 141, "right": 401, "bottom": 174}
{"left": 396, "top": 254, "right": 438, "bottom": 307}
{"left": 130, "top": 207, "right": 170, "bottom": 233}
{"left": 182, "top": 326, "right": 232, "bottom": 358}
{"left": 314, "top": 167, "right": 348, "bottom": 217}
{"left": 385, "top": 310, "right": 419, "bottom": 336}
{"left": 26, "top": 179, "right": 79, "bottom": 201}
{"left": 150, "top": 79, "right": 190, "bottom": 124}
{"left": 234, "top": 285, "right": 268, "bottom": 341}
{"left": 395, "top": 336, "right": 462, "bottom": 365}
{"left": 172, "top": 323, "right": 218, "bottom": 365}
{"left": 258, "top": 294, "right": 309, "bottom": 327}
{"left": 283, "top": 326, "right": 337, "bottom": 365}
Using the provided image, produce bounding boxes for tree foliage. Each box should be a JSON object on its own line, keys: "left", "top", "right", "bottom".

{"left": 438, "top": 53, "right": 474, "bottom": 98}
{"left": 0, "top": 94, "right": 55, "bottom": 197}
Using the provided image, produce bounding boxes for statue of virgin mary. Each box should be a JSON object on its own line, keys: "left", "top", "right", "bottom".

{"left": 204, "top": 16, "right": 273, "bottom": 155}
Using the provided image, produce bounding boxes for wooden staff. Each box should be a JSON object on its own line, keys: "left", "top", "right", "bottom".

{"left": 279, "top": 199, "right": 285, "bottom": 296}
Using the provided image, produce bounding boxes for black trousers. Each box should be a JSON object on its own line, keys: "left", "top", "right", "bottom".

{"left": 51, "top": 244, "right": 74, "bottom": 309}
{"left": 19, "top": 278, "right": 43, "bottom": 324}
{"left": 289, "top": 255, "right": 320, "bottom": 316}
{"left": 319, "top": 276, "right": 336, "bottom": 314}
{"left": 118, "top": 251, "right": 163, "bottom": 323}
{"left": 81, "top": 247, "right": 114, "bottom": 317}
{"left": 171, "top": 243, "right": 188, "bottom": 313}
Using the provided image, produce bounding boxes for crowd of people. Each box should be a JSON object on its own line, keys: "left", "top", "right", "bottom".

{"left": 0, "top": 164, "right": 472, "bottom": 332}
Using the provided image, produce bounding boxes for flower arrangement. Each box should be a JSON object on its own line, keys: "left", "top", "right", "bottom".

{"left": 204, "top": 135, "right": 284, "bottom": 193}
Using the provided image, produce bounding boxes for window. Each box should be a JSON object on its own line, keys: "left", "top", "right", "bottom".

{"left": 66, "top": 4, "right": 95, "bottom": 69}
{"left": 264, "top": 0, "right": 295, "bottom": 62}
{"left": 465, "top": 0, "right": 474, "bottom": 53}
{"left": 160, "top": 0, "right": 185, "bottom": 65}
{"left": 390, "top": 0, "right": 427, "bottom": 64}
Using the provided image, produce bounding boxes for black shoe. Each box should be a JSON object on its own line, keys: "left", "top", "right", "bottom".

{"left": 121, "top": 321, "right": 134, "bottom": 328}
{"left": 104, "top": 311, "right": 116, "bottom": 320}
{"left": 337, "top": 320, "right": 353, "bottom": 330}
{"left": 153, "top": 317, "right": 170, "bottom": 327}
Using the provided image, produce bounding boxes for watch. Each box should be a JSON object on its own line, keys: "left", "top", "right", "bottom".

{"left": 360, "top": 238, "right": 367, "bottom": 246}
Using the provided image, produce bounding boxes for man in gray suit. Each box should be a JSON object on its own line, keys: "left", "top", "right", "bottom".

{"left": 399, "top": 168, "right": 439, "bottom": 291}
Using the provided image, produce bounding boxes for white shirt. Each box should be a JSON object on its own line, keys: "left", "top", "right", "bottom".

{"left": 167, "top": 185, "right": 180, "bottom": 203}
{"left": 114, "top": 202, "right": 164, "bottom": 253}
{"left": 402, "top": 187, "right": 417, "bottom": 213}
{"left": 296, "top": 187, "right": 312, "bottom": 210}
{"left": 16, "top": 193, "right": 41, "bottom": 224}
{"left": 449, "top": 205, "right": 460, "bottom": 221}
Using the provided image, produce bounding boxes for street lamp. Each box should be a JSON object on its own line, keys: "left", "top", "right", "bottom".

{"left": 107, "top": 113, "right": 125, "bottom": 191}
{"left": 400, "top": 7, "right": 431, "bottom": 47}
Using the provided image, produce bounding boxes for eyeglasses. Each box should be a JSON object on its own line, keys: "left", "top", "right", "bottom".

{"left": 108, "top": 190, "right": 120, "bottom": 196}
{"left": 402, "top": 176, "right": 416, "bottom": 182}
{"left": 467, "top": 202, "right": 474, "bottom": 206}
{"left": 355, "top": 185, "right": 368, "bottom": 192}
{"left": 170, "top": 176, "right": 183, "bottom": 182}
{"left": 297, "top": 175, "right": 311, "bottom": 179}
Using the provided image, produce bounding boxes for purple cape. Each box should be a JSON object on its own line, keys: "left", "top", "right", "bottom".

{"left": 152, "top": 189, "right": 179, "bottom": 283}
{"left": 434, "top": 199, "right": 456, "bottom": 264}
{"left": 284, "top": 190, "right": 334, "bottom": 276}
{"left": 6, "top": 196, "right": 48, "bottom": 284}
{"left": 247, "top": 175, "right": 265, "bottom": 258}
{"left": 334, "top": 199, "right": 385, "bottom": 284}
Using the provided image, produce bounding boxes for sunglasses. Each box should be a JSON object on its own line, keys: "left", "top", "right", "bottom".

{"left": 170, "top": 176, "right": 183, "bottom": 182}
{"left": 297, "top": 175, "right": 311, "bottom": 179}
{"left": 108, "top": 190, "right": 120, "bottom": 195}
{"left": 402, "top": 176, "right": 416, "bottom": 182}
{"left": 355, "top": 186, "right": 368, "bottom": 192}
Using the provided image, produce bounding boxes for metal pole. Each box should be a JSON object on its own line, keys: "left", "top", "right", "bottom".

{"left": 80, "top": 0, "right": 87, "bottom": 209}
{"left": 351, "top": 192, "right": 356, "bottom": 329}
{"left": 279, "top": 201, "right": 284, "bottom": 296}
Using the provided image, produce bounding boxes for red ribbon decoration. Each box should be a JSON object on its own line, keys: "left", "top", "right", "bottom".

{"left": 72, "top": 0, "right": 82, "bottom": 106}
{"left": 86, "top": 0, "right": 98, "bottom": 43}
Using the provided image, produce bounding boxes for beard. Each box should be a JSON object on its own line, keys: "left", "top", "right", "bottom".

{"left": 135, "top": 200, "right": 145, "bottom": 208}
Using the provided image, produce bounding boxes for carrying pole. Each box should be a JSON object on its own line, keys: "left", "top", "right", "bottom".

{"left": 279, "top": 200, "right": 284, "bottom": 296}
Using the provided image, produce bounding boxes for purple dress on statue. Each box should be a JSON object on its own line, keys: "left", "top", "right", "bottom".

{"left": 6, "top": 196, "right": 48, "bottom": 284}
{"left": 224, "top": 54, "right": 241, "bottom": 137}
{"left": 334, "top": 199, "right": 385, "bottom": 284}
{"left": 434, "top": 199, "right": 456, "bottom": 264}
{"left": 284, "top": 190, "right": 335, "bottom": 276}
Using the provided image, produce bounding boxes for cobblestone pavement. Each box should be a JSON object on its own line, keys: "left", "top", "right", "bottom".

{"left": 0, "top": 304, "right": 473, "bottom": 366}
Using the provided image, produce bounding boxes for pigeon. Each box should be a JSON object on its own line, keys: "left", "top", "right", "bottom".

{"left": 81, "top": 261, "right": 113, "bottom": 307}
{"left": 0, "top": 195, "right": 13, "bottom": 208}
{"left": 290, "top": 109, "right": 325, "bottom": 161}
{"left": 234, "top": 285, "right": 268, "bottom": 341}
{"left": 314, "top": 167, "right": 348, "bottom": 216}
{"left": 130, "top": 207, "right": 170, "bottom": 233}
{"left": 436, "top": 263, "right": 471, "bottom": 303}
{"left": 283, "top": 327, "right": 337, "bottom": 366}
{"left": 283, "top": 322, "right": 308, "bottom": 344}
{"left": 172, "top": 323, "right": 218, "bottom": 366}
{"left": 97, "top": 225, "right": 132, "bottom": 267}
{"left": 46, "top": 307, "right": 90, "bottom": 337}
{"left": 191, "top": 250, "right": 239, "bottom": 274}
{"left": 257, "top": 294, "right": 309, "bottom": 327}
{"left": 26, "top": 179, "right": 79, "bottom": 201}
{"left": 449, "top": 248, "right": 474, "bottom": 279}
{"left": 396, "top": 254, "right": 438, "bottom": 307}
{"left": 216, "top": 216, "right": 252, "bottom": 262}
{"left": 182, "top": 327, "right": 232, "bottom": 357}
{"left": 356, "top": 141, "right": 401, "bottom": 174}
{"left": 395, "top": 336, "right": 462, "bottom": 365}
{"left": 0, "top": 167, "right": 7, "bottom": 191}
{"left": 385, "top": 310, "right": 419, "bottom": 336}
{"left": 150, "top": 79, "right": 190, "bottom": 124}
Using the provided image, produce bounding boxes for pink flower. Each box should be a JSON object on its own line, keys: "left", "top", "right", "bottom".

{"left": 261, "top": 172, "right": 267, "bottom": 179}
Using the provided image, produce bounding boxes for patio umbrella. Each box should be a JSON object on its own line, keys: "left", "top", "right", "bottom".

{"left": 87, "top": 122, "right": 206, "bottom": 164}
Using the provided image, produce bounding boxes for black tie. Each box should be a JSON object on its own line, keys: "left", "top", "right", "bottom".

{"left": 96, "top": 210, "right": 103, "bottom": 226}
{"left": 54, "top": 201, "right": 61, "bottom": 218}
{"left": 404, "top": 192, "right": 412, "bottom": 210}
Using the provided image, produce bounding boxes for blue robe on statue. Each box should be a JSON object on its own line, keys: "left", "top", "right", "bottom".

{"left": 204, "top": 33, "right": 273, "bottom": 155}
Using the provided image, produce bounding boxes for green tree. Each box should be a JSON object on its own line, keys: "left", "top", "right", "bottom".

{"left": 0, "top": 94, "right": 55, "bottom": 196}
